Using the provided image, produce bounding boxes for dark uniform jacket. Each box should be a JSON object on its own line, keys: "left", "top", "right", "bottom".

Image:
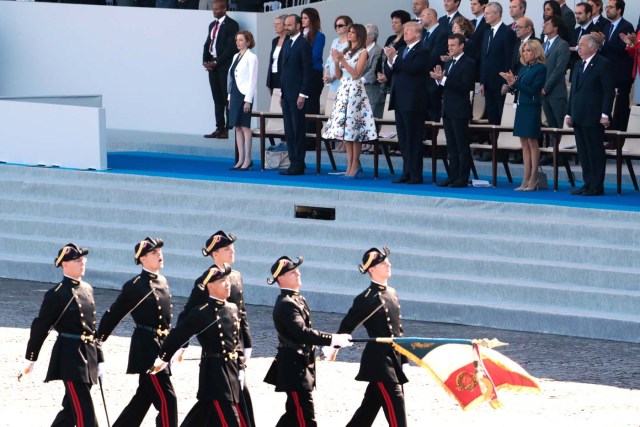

{"left": 264, "top": 289, "right": 332, "bottom": 392}
{"left": 202, "top": 15, "right": 240, "bottom": 70}
{"left": 338, "top": 282, "right": 408, "bottom": 384}
{"left": 98, "top": 270, "right": 173, "bottom": 374}
{"left": 177, "top": 266, "right": 252, "bottom": 362}
{"left": 26, "top": 276, "right": 103, "bottom": 384}
{"left": 160, "top": 299, "right": 242, "bottom": 403}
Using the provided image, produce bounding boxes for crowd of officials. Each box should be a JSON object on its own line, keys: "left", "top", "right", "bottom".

{"left": 19, "top": 236, "right": 410, "bottom": 426}
{"left": 199, "top": 0, "right": 640, "bottom": 195}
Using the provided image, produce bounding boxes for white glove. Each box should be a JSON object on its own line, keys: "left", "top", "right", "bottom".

{"left": 243, "top": 347, "right": 252, "bottom": 362}
{"left": 321, "top": 346, "right": 338, "bottom": 361}
{"left": 330, "top": 333, "right": 353, "bottom": 348}
{"left": 238, "top": 369, "right": 245, "bottom": 390}
{"left": 170, "top": 348, "right": 186, "bottom": 367}
{"left": 98, "top": 363, "right": 105, "bottom": 382}
{"left": 148, "top": 357, "right": 168, "bottom": 375}
{"left": 18, "top": 361, "right": 35, "bottom": 382}
{"left": 402, "top": 363, "right": 410, "bottom": 373}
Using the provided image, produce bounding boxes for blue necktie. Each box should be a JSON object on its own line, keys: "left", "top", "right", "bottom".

{"left": 544, "top": 40, "right": 550, "bottom": 56}
{"left": 402, "top": 47, "right": 410, "bottom": 59}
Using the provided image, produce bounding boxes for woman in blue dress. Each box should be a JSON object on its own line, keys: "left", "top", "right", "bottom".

{"left": 500, "top": 39, "right": 547, "bottom": 191}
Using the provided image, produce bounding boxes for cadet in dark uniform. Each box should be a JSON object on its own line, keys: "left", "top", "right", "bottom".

{"left": 263, "top": 256, "right": 352, "bottom": 427}
{"left": 337, "top": 247, "right": 408, "bottom": 427}
{"left": 97, "top": 237, "right": 177, "bottom": 427}
{"left": 150, "top": 264, "right": 250, "bottom": 427}
{"left": 20, "top": 243, "right": 103, "bottom": 427}
{"left": 176, "top": 230, "right": 255, "bottom": 426}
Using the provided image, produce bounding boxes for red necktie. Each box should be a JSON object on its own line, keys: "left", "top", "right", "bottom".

{"left": 209, "top": 20, "right": 219, "bottom": 53}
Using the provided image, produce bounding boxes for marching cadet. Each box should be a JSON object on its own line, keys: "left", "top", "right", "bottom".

{"left": 149, "top": 264, "right": 250, "bottom": 427}
{"left": 97, "top": 237, "right": 177, "bottom": 427}
{"left": 337, "top": 247, "right": 409, "bottom": 427}
{"left": 263, "top": 255, "right": 353, "bottom": 427}
{"left": 19, "top": 243, "right": 103, "bottom": 427}
{"left": 176, "top": 230, "right": 255, "bottom": 426}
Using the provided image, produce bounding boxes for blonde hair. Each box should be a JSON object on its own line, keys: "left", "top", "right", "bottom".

{"left": 520, "top": 39, "right": 546, "bottom": 65}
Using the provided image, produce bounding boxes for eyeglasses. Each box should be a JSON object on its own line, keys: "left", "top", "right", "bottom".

{"left": 335, "top": 24, "right": 347, "bottom": 28}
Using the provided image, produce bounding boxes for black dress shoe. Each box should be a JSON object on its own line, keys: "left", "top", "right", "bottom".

{"left": 448, "top": 180, "right": 468, "bottom": 188}
{"left": 570, "top": 186, "right": 587, "bottom": 195}
{"left": 407, "top": 178, "right": 424, "bottom": 184}
{"left": 436, "top": 179, "right": 453, "bottom": 187}
{"left": 392, "top": 176, "right": 410, "bottom": 184}
{"left": 582, "top": 188, "right": 604, "bottom": 196}
{"left": 204, "top": 128, "right": 226, "bottom": 138}
{"left": 603, "top": 142, "right": 617, "bottom": 150}
{"left": 279, "top": 168, "right": 304, "bottom": 176}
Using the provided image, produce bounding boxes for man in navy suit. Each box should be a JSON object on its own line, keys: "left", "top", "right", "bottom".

{"left": 600, "top": 0, "right": 634, "bottom": 138}
{"left": 480, "top": 2, "right": 517, "bottom": 125}
{"left": 439, "top": 0, "right": 464, "bottom": 34}
{"left": 569, "top": 2, "right": 595, "bottom": 77}
{"left": 279, "top": 14, "right": 312, "bottom": 176}
{"left": 420, "top": 8, "right": 448, "bottom": 123}
{"left": 384, "top": 21, "right": 431, "bottom": 184}
{"left": 432, "top": 34, "right": 476, "bottom": 188}
{"left": 565, "top": 34, "right": 614, "bottom": 196}
{"left": 588, "top": 0, "right": 611, "bottom": 35}
{"left": 202, "top": 0, "right": 239, "bottom": 139}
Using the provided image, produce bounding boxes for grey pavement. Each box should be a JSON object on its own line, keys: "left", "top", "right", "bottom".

{"left": 3, "top": 277, "right": 639, "bottom": 390}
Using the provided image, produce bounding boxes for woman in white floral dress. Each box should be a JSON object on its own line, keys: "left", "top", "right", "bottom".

{"left": 322, "top": 23, "right": 378, "bottom": 178}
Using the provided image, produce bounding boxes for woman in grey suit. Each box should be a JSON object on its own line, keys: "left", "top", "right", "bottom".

{"left": 501, "top": 39, "right": 547, "bottom": 191}
{"left": 362, "top": 24, "right": 385, "bottom": 119}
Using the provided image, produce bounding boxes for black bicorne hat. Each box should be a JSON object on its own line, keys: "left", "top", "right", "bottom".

{"left": 134, "top": 237, "right": 164, "bottom": 265}
{"left": 54, "top": 243, "right": 89, "bottom": 268}
{"left": 358, "top": 246, "right": 390, "bottom": 274}
{"left": 202, "top": 230, "right": 237, "bottom": 257}
{"left": 267, "top": 256, "right": 303, "bottom": 285}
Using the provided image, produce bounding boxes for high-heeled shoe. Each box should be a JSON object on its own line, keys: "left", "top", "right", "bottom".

{"left": 514, "top": 183, "right": 527, "bottom": 191}
{"left": 522, "top": 180, "right": 539, "bottom": 191}
{"left": 229, "top": 165, "right": 241, "bottom": 171}
{"left": 236, "top": 164, "right": 253, "bottom": 171}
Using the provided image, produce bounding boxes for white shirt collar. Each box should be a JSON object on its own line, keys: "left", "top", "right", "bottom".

{"left": 427, "top": 22, "right": 439, "bottom": 32}
{"left": 491, "top": 21, "right": 503, "bottom": 31}
{"left": 371, "top": 279, "right": 388, "bottom": 287}
{"left": 366, "top": 42, "right": 375, "bottom": 52}
{"left": 290, "top": 32, "right": 302, "bottom": 43}
{"left": 209, "top": 296, "right": 226, "bottom": 303}
{"left": 406, "top": 40, "right": 420, "bottom": 50}
{"left": 452, "top": 52, "right": 464, "bottom": 61}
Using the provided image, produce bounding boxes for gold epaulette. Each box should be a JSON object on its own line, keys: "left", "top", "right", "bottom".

{"left": 199, "top": 304, "right": 209, "bottom": 311}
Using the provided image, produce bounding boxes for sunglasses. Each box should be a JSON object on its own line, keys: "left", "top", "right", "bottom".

{"left": 335, "top": 23, "right": 347, "bottom": 28}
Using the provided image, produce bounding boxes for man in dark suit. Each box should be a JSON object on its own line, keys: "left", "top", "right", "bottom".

{"left": 558, "top": 0, "right": 577, "bottom": 35}
{"left": 569, "top": 2, "right": 595, "bottom": 76}
{"left": 384, "top": 21, "right": 431, "bottom": 184}
{"left": 432, "top": 34, "right": 476, "bottom": 187}
{"left": 480, "top": 2, "right": 517, "bottom": 125}
{"left": 420, "top": 8, "right": 448, "bottom": 123}
{"left": 279, "top": 14, "right": 312, "bottom": 176}
{"left": 601, "top": 0, "right": 634, "bottom": 138}
{"left": 439, "top": 0, "right": 464, "bottom": 33}
{"left": 542, "top": 16, "right": 571, "bottom": 131}
{"left": 98, "top": 237, "right": 178, "bottom": 427}
{"left": 264, "top": 256, "right": 352, "bottom": 427}
{"left": 20, "top": 243, "right": 103, "bottom": 427}
{"left": 338, "top": 247, "right": 408, "bottom": 427}
{"left": 202, "top": 0, "right": 239, "bottom": 139}
{"left": 588, "top": 0, "right": 612, "bottom": 34}
{"left": 508, "top": 0, "right": 526, "bottom": 30}
{"left": 565, "top": 34, "right": 614, "bottom": 196}
{"left": 469, "top": 0, "right": 489, "bottom": 78}
{"left": 412, "top": 0, "right": 429, "bottom": 22}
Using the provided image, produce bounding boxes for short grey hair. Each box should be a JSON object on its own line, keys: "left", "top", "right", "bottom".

{"left": 487, "top": 1, "right": 503, "bottom": 15}
{"left": 277, "top": 14, "right": 287, "bottom": 25}
{"left": 580, "top": 33, "right": 601, "bottom": 50}
{"left": 365, "top": 24, "right": 379, "bottom": 42}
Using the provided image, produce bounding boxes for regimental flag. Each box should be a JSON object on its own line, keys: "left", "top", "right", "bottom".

{"left": 376, "top": 337, "right": 540, "bottom": 411}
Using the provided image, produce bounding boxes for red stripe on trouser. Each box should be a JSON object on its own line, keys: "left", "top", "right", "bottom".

{"left": 66, "top": 381, "right": 84, "bottom": 427}
{"left": 235, "top": 403, "right": 247, "bottom": 427}
{"left": 377, "top": 382, "right": 398, "bottom": 427}
{"left": 213, "top": 400, "right": 229, "bottom": 427}
{"left": 291, "top": 391, "right": 306, "bottom": 427}
{"left": 150, "top": 374, "right": 170, "bottom": 427}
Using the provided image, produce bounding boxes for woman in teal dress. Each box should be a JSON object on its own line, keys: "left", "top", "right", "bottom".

{"left": 501, "top": 39, "right": 547, "bottom": 191}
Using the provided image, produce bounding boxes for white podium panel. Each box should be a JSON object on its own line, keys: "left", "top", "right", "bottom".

{"left": 0, "top": 98, "right": 107, "bottom": 170}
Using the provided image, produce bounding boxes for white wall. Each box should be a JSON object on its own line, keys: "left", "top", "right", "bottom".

{"left": 0, "top": 0, "right": 638, "bottom": 135}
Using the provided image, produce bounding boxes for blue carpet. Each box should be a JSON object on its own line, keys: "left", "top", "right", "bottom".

{"left": 104, "top": 151, "right": 640, "bottom": 212}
